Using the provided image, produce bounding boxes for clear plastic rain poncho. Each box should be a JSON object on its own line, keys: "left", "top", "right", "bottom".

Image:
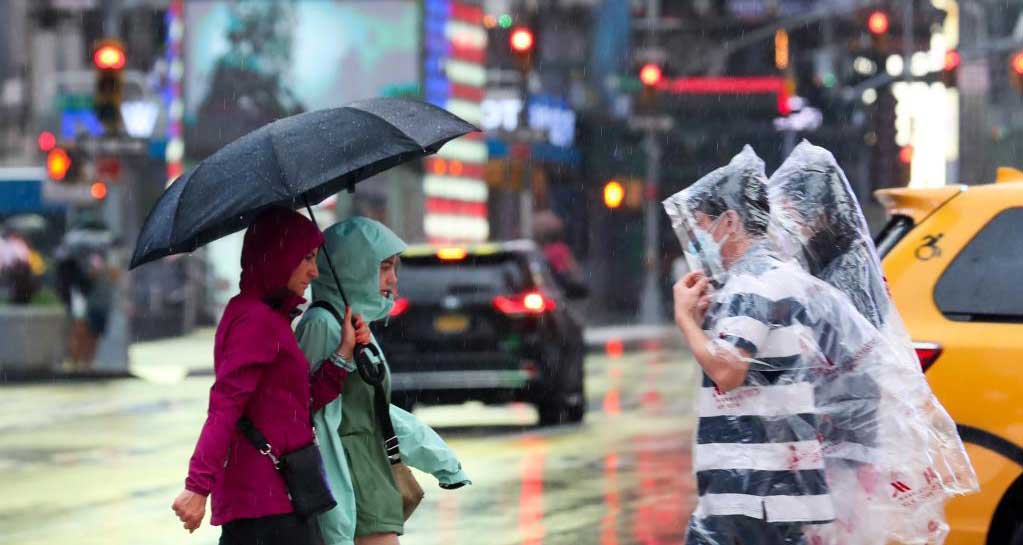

{"left": 662, "top": 145, "right": 977, "bottom": 545}
{"left": 766, "top": 141, "right": 978, "bottom": 544}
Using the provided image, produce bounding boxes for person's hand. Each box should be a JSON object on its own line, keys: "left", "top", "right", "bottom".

{"left": 172, "top": 489, "right": 207, "bottom": 533}
{"left": 673, "top": 271, "right": 712, "bottom": 329}
{"left": 336, "top": 307, "right": 371, "bottom": 361}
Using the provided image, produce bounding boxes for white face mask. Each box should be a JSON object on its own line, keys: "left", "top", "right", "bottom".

{"left": 684, "top": 215, "right": 729, "bottom": 285}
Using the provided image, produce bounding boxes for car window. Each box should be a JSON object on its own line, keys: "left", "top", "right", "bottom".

{"left": 399, "top": 256, "right": 529, "bottom": 301}
{"left": 874, "top": 215, "right": 915, "bottom": 258}
{"left": 934, "top": 207, "right": 1023, "bottom": 322}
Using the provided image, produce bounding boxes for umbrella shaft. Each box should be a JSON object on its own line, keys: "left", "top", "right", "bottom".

{"left": 303, "top": 197, "right": 351, "bottom": 309}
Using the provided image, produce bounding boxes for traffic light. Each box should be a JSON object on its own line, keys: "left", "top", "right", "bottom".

{"left": 93, "top": 39, "right": 126, "bottom": 134}
{"left": 639, "top": 63, "right": 663, "bottom": 88}
{"left": 46, "top": 146, "right": 82, "bottom": 182}
{"left": 47, "top": 148, "right": 71, "bottom": 181}
{"left": 899, "top": 145, "right": 914, "bottom": 165}
{"left": 1011, "top": 51, "right": 1023, "bottom": 94}
{"left": 37, "top": 131, "right": 56, "bottom": 152}
{"left": 90, "top": 181, "right": 108, "bottom": 201}
{"left": 603, "top": 180, "right": 625, "bottom": 209}
{"left": 867, "top": 10, "right": 890, "bottom": 35}
{"left": 509, "top": 26, "right": 534, "bottom": 72}
{"left": 637, "top": 63, "right": 663, "bottom": 112}
{"left": 775, "top": 29, "right": 790, "bottom": 71}
{"left": 942, "top": 50, "right": 960, "bottom": 87}
{"left": 866, "top": 9, "right": 890, "bottom": 52}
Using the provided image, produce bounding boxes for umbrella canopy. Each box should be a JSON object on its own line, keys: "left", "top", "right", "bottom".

{"left": 130, "top": 98, "right": 477, "bottom": 269}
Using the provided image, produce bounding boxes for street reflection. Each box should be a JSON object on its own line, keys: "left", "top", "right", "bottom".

{"left": 0, "top": 349, "right": 699, "bottom": 545}
{"left": 519, "top": 437, "right": 547, "bottom": 545}
{"left": 602, "top": 453, "right": 620, "bottom": 545}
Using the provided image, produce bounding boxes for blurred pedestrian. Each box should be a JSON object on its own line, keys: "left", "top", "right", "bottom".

{"left": 533, "top": 210, "right": 588, "bottom": 297}
{"left": 0, "top": 230, "right": 39, "bottom": 304}
{"left": 53, "top": 231, "right": 115, "bottom": 370}
{"left": 171, "top": 208, "right": 369, "bottom": 544}
{"left": 295, "top": 217, "right": 470, "bottom": 545}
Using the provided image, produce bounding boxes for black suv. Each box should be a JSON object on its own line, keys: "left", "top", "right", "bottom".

{"left": 375, "top": 240, "right": 587, "bottom": 425}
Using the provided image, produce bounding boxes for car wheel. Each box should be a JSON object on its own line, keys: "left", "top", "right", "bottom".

{"left": 536, "top": 346, "right": 585, "bottom": 426}
{"left": 991, "top": 475, "right": 1023, "bottom": 545}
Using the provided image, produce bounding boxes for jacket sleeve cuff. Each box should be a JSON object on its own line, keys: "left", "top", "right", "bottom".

{"left": 185, "top": 477, "right": 211, "bottom": 497}
{"left": 436, "top": 468, "right": 472, "bottom": 489}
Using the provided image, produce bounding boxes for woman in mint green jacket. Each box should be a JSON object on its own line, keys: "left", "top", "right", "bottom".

{"left": 295, "top": 217, "right": 470, "bottom": 545}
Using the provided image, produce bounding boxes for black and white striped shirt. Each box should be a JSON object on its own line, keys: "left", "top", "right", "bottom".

{"left": 693, "top": 245, "right": 835, "bottom": 525}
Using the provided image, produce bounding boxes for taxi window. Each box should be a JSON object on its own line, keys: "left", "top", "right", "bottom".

{"left": 934, "top": 208, "right": 1023, "bottom": 322}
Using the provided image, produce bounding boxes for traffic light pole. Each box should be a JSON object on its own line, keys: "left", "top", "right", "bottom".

{"left": 638, "top": 0, "right": 665, "bottom": 325}
{"left": 902, "top": 1, "right": 914, "bottom": 83}
{"left": 639, "top": 127, "right": 664, "bottom": 325}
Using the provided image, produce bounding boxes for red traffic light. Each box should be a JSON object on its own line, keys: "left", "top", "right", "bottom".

{"left": 93, "top": 42, "right": 126, "bottom": 70}
{"left": 867, "top": 11, "right": 890, "bottom": 35}
{"left": 1012, "top": 51, "right": 1023, "bottom": 76}
{"left": 37, "top": 131, "right": 56, "bottom": 152}
{"left": 944, "top": 50, "right": 961, "bottom": 72}
{"left": 510, "top": 27, "right": 534, "bottom": 54}
{"left": 899, "top": 146, "right": 914, "bottom": 165}
{"left": 639, "top": 63, "right": 663, "bottom": 87}
{"left": 90, "top": 182, "right": 108, "bottom": 200}
{"left": 47, "top": 148, "right": 72, "bottom": 181}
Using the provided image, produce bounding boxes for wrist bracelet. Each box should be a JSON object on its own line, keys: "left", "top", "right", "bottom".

{"left": 329, "top": 352, "right": 351, "bottom": 367}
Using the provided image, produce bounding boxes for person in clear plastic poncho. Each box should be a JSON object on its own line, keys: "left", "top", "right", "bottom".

{"left": 766, "top": 140, "right": 978, "bottom": 545}
{"left": 663, "top": 146, "right": 977, "bottom": 545}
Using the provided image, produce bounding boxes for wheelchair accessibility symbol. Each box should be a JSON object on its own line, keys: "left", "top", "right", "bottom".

{"left": 915, "top": 234, "right": 943, "bottom": 261}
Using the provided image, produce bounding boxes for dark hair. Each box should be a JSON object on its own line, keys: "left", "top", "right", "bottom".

{"left": 691, "top": 175, "right": 770, "bottom": 237}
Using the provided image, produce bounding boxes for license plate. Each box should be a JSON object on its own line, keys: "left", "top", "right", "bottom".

{"left": 434, "top": 313, "right": 469, "bottom": 334}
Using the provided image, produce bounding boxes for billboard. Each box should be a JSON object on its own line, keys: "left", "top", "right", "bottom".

{"left": 184, "top": 1, "right": 420, "bottom": 160}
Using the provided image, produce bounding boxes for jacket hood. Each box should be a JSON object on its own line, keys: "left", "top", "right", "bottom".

{"left": 311, "top": 217, "right": 407, "bottom": 322}
{"left": 239, "top": 207, "right": 324, "bottom": 311}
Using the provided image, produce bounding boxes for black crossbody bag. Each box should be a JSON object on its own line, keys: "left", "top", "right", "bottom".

{"left": 237, "top": 418, "right": 336, "bottom": 519}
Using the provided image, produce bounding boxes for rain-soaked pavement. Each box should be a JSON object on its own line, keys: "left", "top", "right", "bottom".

{"left": 0, "top": 346, "right": 699, "bottom": 545}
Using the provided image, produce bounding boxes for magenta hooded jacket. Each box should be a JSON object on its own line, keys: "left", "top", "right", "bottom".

{"left": 184, "top": 208, "right": 347, "bottom": 525}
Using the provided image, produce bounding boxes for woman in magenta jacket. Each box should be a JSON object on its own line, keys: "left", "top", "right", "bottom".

{"left": 171, "top": 207, "right": 369, "bottom": 545}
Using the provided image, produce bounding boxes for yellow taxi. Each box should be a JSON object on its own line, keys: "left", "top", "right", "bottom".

{"left": 875, "top": 168, "right": 1023, "bottom": 545}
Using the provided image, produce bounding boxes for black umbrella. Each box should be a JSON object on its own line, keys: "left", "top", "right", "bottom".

{"left": 130, "top": 97, "right": 477, "bottom": 269}
{"left": 130, "top": 98, "right": 478, "bottom": 383}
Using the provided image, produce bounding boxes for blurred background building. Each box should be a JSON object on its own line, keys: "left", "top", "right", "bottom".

{"left": 1, "top": 0, "right": 1022, "bottom": 345}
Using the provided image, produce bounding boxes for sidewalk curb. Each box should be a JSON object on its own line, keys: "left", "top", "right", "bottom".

{"left": 583, "top": 324, "right": 680, "bottom": 355}
{"left": 0, "top": 368, "right": 135, "bottom": 383}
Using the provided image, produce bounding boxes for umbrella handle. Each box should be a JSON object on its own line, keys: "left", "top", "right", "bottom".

{"left": 355, "top": 343, "right": 386, "bottom": 386}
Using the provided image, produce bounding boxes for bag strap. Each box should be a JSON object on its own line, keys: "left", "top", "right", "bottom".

{"left": 237, "top": 417, "right": 280, "bottom": 468}
{"left": 309, "top": 300, "right": 343, "bottom": 323}
{"left": 372, "top": 381, "right": 401, "bottom": 465}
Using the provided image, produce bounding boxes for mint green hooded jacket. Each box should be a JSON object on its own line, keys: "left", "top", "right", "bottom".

{"left": 295, "top": 217, "right": 470, "bottom": 545}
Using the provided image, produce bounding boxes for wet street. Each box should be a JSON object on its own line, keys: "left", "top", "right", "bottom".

{"left": 0, "top": 346, "right": 699, "bottom": 545}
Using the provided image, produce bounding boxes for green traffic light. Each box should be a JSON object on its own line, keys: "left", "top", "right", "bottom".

{"left": 498, "top": 14, "right": 513, "bottom": 28}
